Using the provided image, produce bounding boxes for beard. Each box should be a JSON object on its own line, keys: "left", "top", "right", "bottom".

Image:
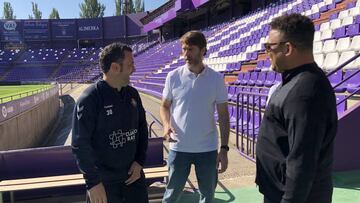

{"left": 185, "top": 56, "right": 201, "bottom": 66}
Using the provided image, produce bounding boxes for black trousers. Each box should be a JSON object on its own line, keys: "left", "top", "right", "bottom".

{"left": 86, "top": 176, "right": 149, "bottom": 203}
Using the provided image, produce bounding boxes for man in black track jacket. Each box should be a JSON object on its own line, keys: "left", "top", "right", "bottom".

{"left": 256, "top": 14, "right": 338, "bottom": 203}
{"left": 72, "top": 43, "right": 149, "bottom": 203}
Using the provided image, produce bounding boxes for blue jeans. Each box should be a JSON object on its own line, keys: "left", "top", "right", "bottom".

{"left": 162, "top": 150, "right": 218, "bottom": 203}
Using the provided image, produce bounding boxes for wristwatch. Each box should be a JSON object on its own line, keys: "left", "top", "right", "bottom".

{"left": 220, "top": 145, "right": 229, "bottom": 151}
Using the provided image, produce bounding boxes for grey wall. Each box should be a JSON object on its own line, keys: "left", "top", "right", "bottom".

{"left": 0, "top": 88, "right": 59, "bottom": 150}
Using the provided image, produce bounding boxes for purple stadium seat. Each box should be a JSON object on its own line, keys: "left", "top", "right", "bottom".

{"left": 346, "top": 24, "right": 360, "bottom": 36}
{"left": 328, "top": 70, "right": 346, "bottom": 92}
{"left": 346, "top": 2, "right": 356, "bottom": 9}
{"left": 355, "top": 15, "right": 360, "bottom": 24}
{"left": 319, "top": 5, "right": 329, "bottom": 12}
{"left": 259, "top": 88, "right": 270, "bottom": 108}
{"left": 335, "top": 70, "right": 360, "bottom": 93}
{"left": 255, "top": 71, "right": 267, "bottom": 86}
{"left": 274, "top": 73, "right": 282, "bottom": 84}
{"left": 248, "top": 72, "right": 258, "bottom": 86}
{"left": 233, "top": 73, "right": 244, "bottom": 85}
{"left": 334, "top": 27, "right": 346, "bottom": 38}
{"left": 329, "top": 13, "right": 339, "bottom": 20}
{"left": 264, "top": 71, "right": 276, "bottom": 87}
{"left": 231, "top": 87, "right": 243, "bottom": 102}
{"left": 327, "top": 3, "right": 336, "bottom": 10}
{"left": 264, "top": 59, "right": 271, "bottom": 69}
{"left": 228, "top": 86, "right": 236, "bottom": 100}
{"left": 344, "top": 70, "right": 360, "bottom": 93}
{"left": 240, "top": 72, "right": 251, "bottom": 86}
{"left": 256, "top": 60, "right": 264, "bottom": 71}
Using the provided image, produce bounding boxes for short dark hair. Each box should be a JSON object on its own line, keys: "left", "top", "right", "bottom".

{"left": 99, "top": 43, "right": 132, "bottom": 73}
{"left": 269, "top": 13, "right": 315, "bottom": 51}
{"left": 180, "top": 30, "right": 207, "bottom": 55}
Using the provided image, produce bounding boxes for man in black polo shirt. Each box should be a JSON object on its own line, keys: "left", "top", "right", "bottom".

{"left": 72, "top": 43, "right": 149, "bottom": 203}
{"left": 256, "top": 14, "right": 338, "bottom": 203}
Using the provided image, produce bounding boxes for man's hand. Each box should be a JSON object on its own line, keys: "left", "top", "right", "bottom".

{"left": 88, "top": 182, "right": 107, "bottom": 203}
{"left": 125, "top": 161, "right": 142, "bottom": 185}
{"left": 216, "top": 149, "right": 228, "bottom": 173}
{"left": 163, "top": 125, "right": 177, "bottom": 143}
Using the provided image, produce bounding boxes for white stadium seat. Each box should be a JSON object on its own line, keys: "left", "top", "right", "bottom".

{"left": 313, "top": 41, "right": 323, "bottom": 54}
{"left": 323, "top": 52, "right": 339, "bottom": 70}
{"left": 350, "top": 35, "right": 360, "bottom": 51}
{"left": 338, "top": 51, "right": 356, "bottom": 69}
{"left": 336, "top": 37, "right": 351, "bottom": 52}
{"left": 321, "top": 29, "right": 333, "bottom": 40}
{"left": 322, "top": 39, "right": 336, "bottom": 53}
{"left": 342, "top": 17, "right": 354, "bottom": 27}
{"left": 330, "top": 19, "right": 342, "bottom": 30}
{"left": 338, "top": 10, "right": 349, "bottom": 19}
{"left": 349, "top": 7, "right": 360, "bottom": 17}
{"left": 314, "top": 31, "right": 321, "bottom": 41}
{"left": 320, "top": 22, "right": 330, "bottom": 31}
{"left": 314, "top": 53, "right": 324, "bottom": 68}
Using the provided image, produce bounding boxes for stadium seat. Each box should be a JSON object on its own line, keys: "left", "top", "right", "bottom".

{"left": 349, "top": 35, "right": 360, "bottom": 51}
{"left": 255, "top": 72, "right": 267, "bottom": 86}
{"left": 321, "top": 29, "right": 333, "bottom": 40}
{"left": 334, "top": 26, "right": 346, "bottom": 38}
{"left": 342, "top": 70, "right": 360, "bottom": 93}
{"left": 314, "top": 53, "right": 325, "bottom": 67}
{"left": 346, "top": 24, "right": 360, "bottom": 36}
{"left": 330, "top": 19, "right": 342, "bottom": 30}
{"left": 328, "top": 69, "right": 345, "bottom": 92}
{"left": 322, "top": 39, "right": 336, "bottom": 53}
{"left": 323, "top": 52, "right": 339, "bottom": 70}
{"left": 336, "top": 37, "right": 351, "bottom": 52}
{"left": 338, "top": 51, "right": 356, "bottom": 69}
{"left": 349, "top": 7, "right": 360, "bottom": 17}
{"left": 338, "top": 10, "right": 349, "bottom": 19}
{"left": 342, "top": 16, "right": 354, "bottom": 27}
{"left": 313, "top": 41, "right": 323, "bottom": 54}
{"left": 314, "top": 31, "right": 321, "bottom": 41}
{"left": 320, "top": 22, "right": 330, "bottom": 31}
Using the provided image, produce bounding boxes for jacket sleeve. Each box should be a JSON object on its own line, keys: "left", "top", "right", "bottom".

{"left": 281, "top": 89, "right": 329, "bottom": 203}
{"left": 71, "top": 93, "right": 101, "bottom": 190}
{"left": 134, "top": 91, "right": 148, "bottom": 166}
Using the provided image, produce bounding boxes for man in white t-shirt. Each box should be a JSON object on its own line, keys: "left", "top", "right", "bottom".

{"left": 160, "top": 31, "right": 230, "bottom": 203}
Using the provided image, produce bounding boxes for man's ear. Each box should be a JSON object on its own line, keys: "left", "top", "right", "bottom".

{"left": 284, "top": 42, "right": 294, "bottom": 56}
{"left": 110, "top": 62, "right": 122, "bottom": 73}
{"left": 201, "top": 47, "right": 207, "bottom": 56}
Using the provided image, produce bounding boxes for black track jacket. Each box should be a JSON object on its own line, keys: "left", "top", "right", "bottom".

{"left": 256, "top": 63, "right": 338, "bottom": 203}
{"left": 72, "top": 80, "right": 148, "bottom": 189}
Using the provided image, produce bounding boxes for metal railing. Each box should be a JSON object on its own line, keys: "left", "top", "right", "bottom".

{"left": 0, "top": 85, "right": 53, "bottom": 104}
{"left": 235, "top": 91, "right": 268, "bottom": 162}
{"left": 146, "top": 111, "right": 163, "bottom": 138}
{"left": 327, "top": 52, "right": 360, "bottom": 110}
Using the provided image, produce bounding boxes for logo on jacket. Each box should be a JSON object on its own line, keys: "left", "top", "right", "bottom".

{"left": 109, "top": 129, "right": 138, "bottom": 149}
{"left": 104, "top": 105, "right": 113, "bottom": 116}
{"left": 131, "top": 98, "right": 137, "bottom": 107}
